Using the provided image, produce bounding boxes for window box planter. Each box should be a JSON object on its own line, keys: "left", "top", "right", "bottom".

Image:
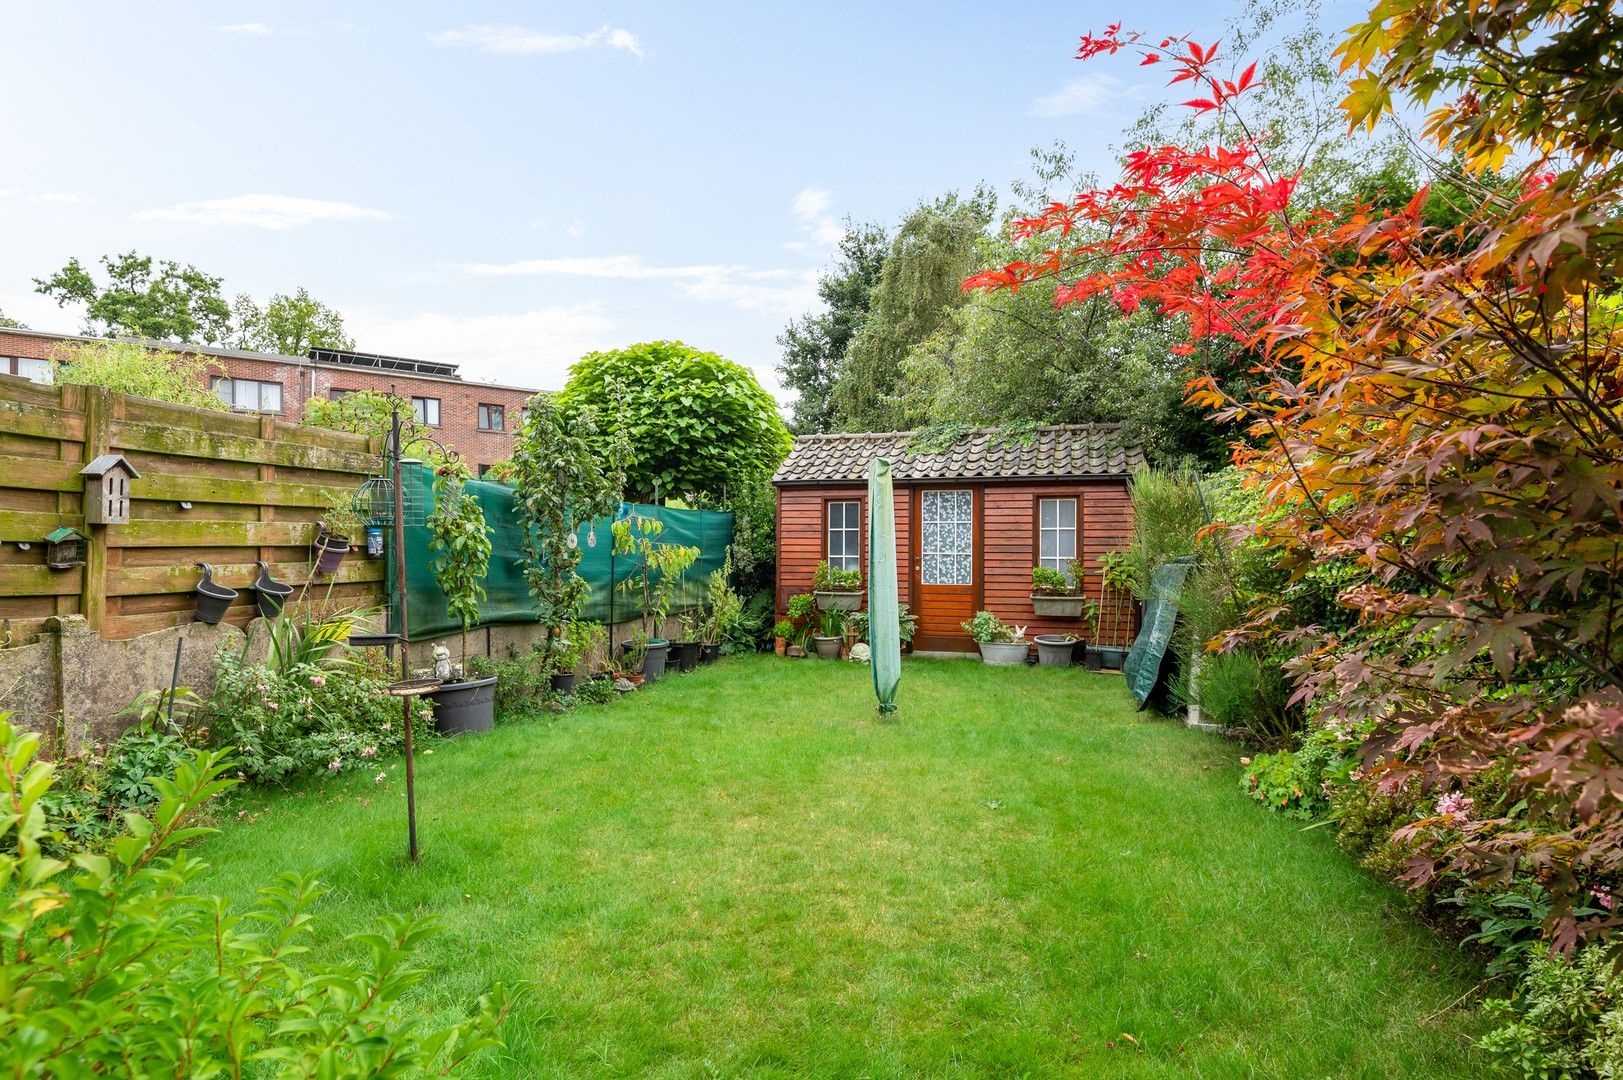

{"left": 429, "top": 675, "right": 498, "bottom": 734}
{"left": 811, "top": 634, "right": 843, "bottom": 660}
{"left": 671, "top": 640, "right": 701, "bottom": 672}
{"left": 194, "top": 563, "right": 238, "bottom": 625}
{"left": 1030, "top": 594, "right": 1087, "bottom": 618}
{"left": 1033, "top": 634, "right": 1077, "bottom": 667}
{"left": 978, "top": 641, "right": 1031, "bottom": 666}
{"left": 815, "top": 589, "right": 863, "bottom": 612}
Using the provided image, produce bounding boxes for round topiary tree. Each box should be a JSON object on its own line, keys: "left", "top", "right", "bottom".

{"left": 557, "top": 341, "right": 791, "bottom": 504}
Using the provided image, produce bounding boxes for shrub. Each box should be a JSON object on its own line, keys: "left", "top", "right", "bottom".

{"left": 812, "top": 561, "right": 862, "bottom": 591}
{"left": 1479, "top": 945, "right": 1623, "bottom": 1080}
{"left": 576, "top": 675, "right": 616, "bottom": 705}
{"left": 464, "top": 653, "right": 553, "bottom": 720}
{"left": 961, "top": 610, "right": 1023, "bottom": 644}
{"left": 0, "top": 715, "right": 516, "bottom": 1076}
{"left": 1030, "top": 565, "right": 1073, "bottom": 594}
{"left": 205, "top": 647, "right": 425, "bottom": 783}
{"left": 1193, "top": 650, "right": 1297, "bottom": 746}
{"left": 48, "top": 339, "right": 229, "bottom": 411}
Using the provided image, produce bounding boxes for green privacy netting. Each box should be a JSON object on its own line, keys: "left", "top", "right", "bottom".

{"left": 388, "top": 461, "right": 735, "bottom": 639}
{"left": 867, "top": 458, "right": 901, "bottom": 714}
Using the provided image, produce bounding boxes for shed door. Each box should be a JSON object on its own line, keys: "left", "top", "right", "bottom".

{"left": 912, "top": 487, "right": 979, "bottom": 651}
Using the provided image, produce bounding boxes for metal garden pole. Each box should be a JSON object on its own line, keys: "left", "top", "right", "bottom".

{"left": 391, "top": 396, "right": 419, "bottom": 862}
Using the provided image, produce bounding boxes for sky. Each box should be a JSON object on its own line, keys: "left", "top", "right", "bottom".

{"left": 1, "top": 1, "right": 1260, "bottom": 403}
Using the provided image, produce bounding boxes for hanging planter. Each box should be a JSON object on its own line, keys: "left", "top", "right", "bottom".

{"left": 251, "top": 561, "right": 294, "bottom": 619}
{"left": 312, "top": 527, "right": 351, "bottom": 574}
{"left": 193, "top": 563, "right": 238, "bottom": 625}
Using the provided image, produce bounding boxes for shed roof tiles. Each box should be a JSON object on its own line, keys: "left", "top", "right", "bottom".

{"left": 772, "top": 424, "right": 1144, "bottom": 484}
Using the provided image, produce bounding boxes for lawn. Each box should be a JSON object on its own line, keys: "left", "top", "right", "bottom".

{"left": 195, "top": 655, "right": 1486, "bottom": 1077}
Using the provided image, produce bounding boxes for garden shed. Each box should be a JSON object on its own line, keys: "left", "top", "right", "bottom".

{"left": 772, "top": 424, "right": 1143, "bottom": 653}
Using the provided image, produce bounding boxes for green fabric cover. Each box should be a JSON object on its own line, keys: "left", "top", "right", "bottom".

{"left": 389, "top": 461, "right": 734, "bottom": 639}
{"left": 867, "top": 458, "right": 901, "bottom": 714}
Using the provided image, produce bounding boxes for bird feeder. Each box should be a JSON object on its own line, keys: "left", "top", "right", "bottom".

{"left": 81, "top": 454, "right": 140, "bottom": 526}
{"left": 43, "top": 527, "right": 88, "bottom": 570}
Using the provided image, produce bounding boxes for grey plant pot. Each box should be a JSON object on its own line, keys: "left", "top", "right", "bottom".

{"left": 978, "top": 641, "right": 1031, "bottom": 666}
{"left": 642, "top": 640, "right": 670, "bottom": 680}
{"left": 430, "top": 675, "right": 498, "bottom": 735}
{"left": 811, "top": 635, "right": 843, "bottom": 659}
{"left": 1030, "top": 595, "right": 1087, "bottom": 618}
{"left": 1032, "top": 635, "right": 1075, "bottom": 667}
{"left": 815, "top": 590, "right": 863, "bottom": 612}
{"left": 1097, "top": 646, "right": 1128, "bottom": 671}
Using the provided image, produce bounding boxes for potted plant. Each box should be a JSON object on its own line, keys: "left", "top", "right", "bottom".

{"left": 314, "top": 490, "right": 365, "bottom": 574}
{"left": 813, "top": 560, "right": 864, "bottom": 611}
{"left": 785, "top": 593, "right": 817, "bottom": 658}
{"left": 700, "top": 555, "right": 742, "bottom": 663}
{"left": 424, "top": 462, "right": 497, "bottom": 734}
{"left": 898, "top": 604, "right": 919, "bottom": 653}
{"left": 1030, "top": 561, "right": 1089, "bottom": 618}
{"left": 672, "top": 609, "right": 703, "bottom": 673}
{"left": 811, "top": 607, "right": 845, "bottom": 659}
{"left": 1033, "top": 632, "right": 1077, "bottom": 667}
{"left": 773, "top": 617, "right": 794, "bottom": 657}
{"left": 961, "top": 610, "right": 1030, "bottom": 665}
{"left": 251, "top": 561, "right": 294, "bottom": 619}
{"left": 612, "top": 512, "right": 699, "bottom": 682}
{"left": 552, "top": 620, "right": 604, "bottom": 693}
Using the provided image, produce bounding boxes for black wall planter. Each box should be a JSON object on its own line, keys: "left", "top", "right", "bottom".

{"left": 313, "top": 529, "right": 351, "bottom": 573}
{"left": 252, "top": 561, "right": 294, "bottom": 619}
{"left": 194, "top": 563, "right": 238, "bottom": 625}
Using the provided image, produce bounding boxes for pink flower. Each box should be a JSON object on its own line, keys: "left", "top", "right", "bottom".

{"left": 1435, "top": 792, "right": 1473, "bottom": 820}
{"left": 265, "top": 701, "right": 279, "bottom": 712}
{"left": 327, "top": 758, "right": 342, "bottom": 772}
{"left": 361, "top": 746, "right": 377, "bottom": 758}
{"left": 1595, "top": 886, "right": 1615, "bottom": 911}
{"left": 309, "top": 675, "right": 326, "bottom": 688}
{"left": 374, "top": 771, "right": 387, "bottom": 784}
{"left": 256, "top": 683, "right": 271, "bottom": 694}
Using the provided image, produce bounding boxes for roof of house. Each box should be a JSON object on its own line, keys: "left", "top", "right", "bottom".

{"left": 772, "top": 424, "right": 1144, "bottom": 485}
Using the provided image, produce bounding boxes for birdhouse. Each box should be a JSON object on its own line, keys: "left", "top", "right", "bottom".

{"left": 81, "top": 454, "right": 140, "bottom": 526}
{"left": 43, "top": 527, "right": 88, "bottom": 570}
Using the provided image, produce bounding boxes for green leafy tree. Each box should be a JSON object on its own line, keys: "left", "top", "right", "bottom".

{"left": 428, "top": 459, "right": 493, "bottom": 668}
{"left": 829, "top": 189, "right": 995, "bottom": 430}
{"left": 301, "top": 390, "right": 443, "bottom": 460}
{"left": 558, "top": 341, "right": 791, "bottom": 504}
{"left": 35, "top": 251, "right": 232, "bottom": 344}
{"left": 0, "top": 307, "right": 24, "bottom": 329}
{"left": 776, "top": 221, "right": 888, "bottom": 434}
{"left": 0, "top": 715, "right": 516, "bottom": 1075}
{"left": 232, "top": 287, "right": 355, "bottom": 356}
{"left": 509, "top": 394, "right": 627, "bottom": 670}
{"left": 48, "top": 339, "right": 228, "bottom": 410}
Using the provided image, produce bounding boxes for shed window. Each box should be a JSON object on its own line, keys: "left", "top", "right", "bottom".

{"left": 412, "top": 396, "right": 441, "bottom": 427}
{"left": 1038, "top": 498, "right": 1078, "bottom": 577}
{"left": 827, "top": 500, "right": 861, "bottom": 573}
{"left": 212, "top": 376, "right": 283, "bottom": 413}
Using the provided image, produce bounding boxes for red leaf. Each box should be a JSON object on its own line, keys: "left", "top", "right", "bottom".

{"left": 1139, "top": 52, "right": 1161, "bottom": 65}
{"left": 1182, "top": 98, "right": 1220, "bottom": 112}
{"left": 1236, "top": 61, "right": 1258, "bottom": 91}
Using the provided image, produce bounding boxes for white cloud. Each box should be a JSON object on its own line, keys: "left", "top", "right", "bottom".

{"left": 564, "top": 218, "right": 588, "bottom": 238}
{"left": 343, "top": 306, "right": 617, "bottom": 390}
{"left": 790, "top": 186, "right": 843, "bottom": 247}
{"left": 455, "top": 255, "right": 818, "bottom": 319}
{"left": 1029, "top": 74, "right": 1121, "bottom": 118}
{"left": 428, "top": 24, "right": 645, "bottom": 58}
{"left": 218, "top": 22, "right": 277, "bottom": 36}
{"left": 33, "top": 192, "right": 91, "bottom": 204}
{"left": 134, "top": 194, "right": 391, "bottom": 230}
{"left": 458, "top": 254, "right": 732, "bottom": 280}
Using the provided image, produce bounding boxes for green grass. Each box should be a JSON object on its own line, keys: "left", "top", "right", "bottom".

{"left": 195, "top": 656, "right": 1486, "bottom": 1077}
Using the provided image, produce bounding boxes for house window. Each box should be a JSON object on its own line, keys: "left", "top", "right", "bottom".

{"left": 4, "top": 357, "right": 53, "bottom": 384}
{"left": 477, "top": 403, "right": 504, "bottom": 432}
{"left": 921, "top": 489, "right": 974, "bottom": 585}
{"left": 476, "top": 463, "right": 492, "bottom": 478}
{"left": 412, "top": 396, "right": 440, "bottom": 427}
{"left": 1038, "top": 498, "right": 1078, "bottom": 576}
{"left": 827, "top": 500, "right": 861, "bottom": 572}
{"left": 211, "top": 376, "right": 283, "bottom": 413}
{"left": 329, "top": 388, "right": 354, "bottom": 400}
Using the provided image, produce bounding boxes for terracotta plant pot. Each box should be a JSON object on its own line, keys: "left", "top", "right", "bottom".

{"left": 616, "top": 671, "right": 646, "bottom": 688}
{"left": 775, "top": 636, "right": 787, "bottom": 656}
{"left": 313, "top": 528, "right": 351, "bottom": 574}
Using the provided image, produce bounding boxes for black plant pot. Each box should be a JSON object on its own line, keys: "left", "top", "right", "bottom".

{"left": 251, "top": 560, "right": 293, "bottom": 619}
{"left": 194, "top": 563, "right": 238, "bottom": 625}
{"left": 550, "top": 671, "right": 577, "bottom": 694}
{"left": 1097, "top": 646, "right": 1128, "bottom": 671}
{"left": 699, "top": 643, "right": 721, "bottom": 664}
{"left": 1084, "top": 647, "right": 1105, "bottom": 671}
{"left": 429, "top": 675, "right": 498, "bottom": 734}
{"left": 313, "top": 529, "right": 351, "bottom": 574}
{"left": 672, "top": 640, "right": 700, "bottom": 672}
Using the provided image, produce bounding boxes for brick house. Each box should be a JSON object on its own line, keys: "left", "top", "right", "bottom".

{"left": 772, "top": 424, "right": 1143, "bottom": 653}
{"left": 0, "top": 326, "right": 537, "bottom": 473}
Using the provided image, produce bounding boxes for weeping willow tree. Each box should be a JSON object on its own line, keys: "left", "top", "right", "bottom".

{"left": 828, "top": 188, "right": 995, "bottom": 432}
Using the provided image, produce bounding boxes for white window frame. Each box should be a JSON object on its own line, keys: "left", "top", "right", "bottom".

{"left": 827, "top": 500, "right": 861, "bottom": 573}
{"left": 1038, "top": 497, "right": 1078, "bottom": 578}
{"left": 5, "top": 357, "right": 54, "bottom": 384}
{"left": 211, "top": 376, "right": 283, "bottom": 413}
{"left": 921, "top": 489, "right": 974, "bottom": 586}
{"left": 412, "top": 396, "right": 441, "bottom": 427}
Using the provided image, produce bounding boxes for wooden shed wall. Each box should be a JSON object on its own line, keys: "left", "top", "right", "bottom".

{"left": 0, "top": 374, "right": 385, "bottom": 643}
{"left": 775, "top": 477, "right": 1136, "bottom": 649}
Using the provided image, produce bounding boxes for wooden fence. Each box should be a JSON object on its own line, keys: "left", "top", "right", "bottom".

{"left": 0, "top": 373, "right": 387, "bottom": 643}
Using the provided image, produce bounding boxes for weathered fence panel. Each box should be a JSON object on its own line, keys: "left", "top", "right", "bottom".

{"left": 0, "top": 373, "right": 386, "bottom": 643}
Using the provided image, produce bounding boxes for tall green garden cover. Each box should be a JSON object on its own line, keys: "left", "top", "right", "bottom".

{"left": 867, "top": 458, "right": 900, "bottom": 714}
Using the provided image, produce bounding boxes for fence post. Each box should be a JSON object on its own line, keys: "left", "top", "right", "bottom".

{"left": 78, "top": 386, "right": 112, "bottom": 632}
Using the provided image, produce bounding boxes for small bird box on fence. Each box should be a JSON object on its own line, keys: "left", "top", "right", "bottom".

{"left": 43, "top": 527, "right": 89, "bottom": 570}
{"left": 81, "top": 454, "right": 140, "bottom": 525}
